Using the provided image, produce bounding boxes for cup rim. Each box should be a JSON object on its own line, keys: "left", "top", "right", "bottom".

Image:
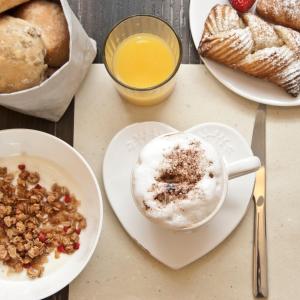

{"left": 102, "top": 14, "right": 183, "bottom": 92}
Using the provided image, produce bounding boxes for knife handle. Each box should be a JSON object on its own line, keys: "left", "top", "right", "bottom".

{"left": 253, "top": 196, "right": 268, "bottom": 298}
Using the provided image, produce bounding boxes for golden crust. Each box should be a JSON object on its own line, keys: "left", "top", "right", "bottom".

{"left": 200, "top": 28, "right": 253, "bottom": 67}
{"left": 202, "top": 4, "right": 242, "bottom": 38}
{"left": 274, "top": 25, "right": 300, "bottom": 58}
{"left": 242, "top": 13, "right": 283, "bottom": 51}
{"left": 0, "top": 15, "right": 47, "bottom": 93}
{"left": 238, "top": 46, "right": 296, "bottom": 78}
{"left": 256, "top": 0, "right": 300, "bottom": 31}
{"left": 15, "top": 0, "right": 70, "bottom": 67}
{"left": 271, "top": 61, "right": 300, "bottom": 96}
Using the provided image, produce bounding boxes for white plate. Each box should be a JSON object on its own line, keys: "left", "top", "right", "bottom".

{"left": 103, "top": 122, "right": 255, "bottom": 269}
{"left": 189, "top": 0, "right": 300, "bottom": 106}
{"left": 0, "top": 129, "right": 103, "bottom": 300}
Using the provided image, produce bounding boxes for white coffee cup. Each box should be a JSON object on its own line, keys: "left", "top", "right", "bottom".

{"left": 132, "top": 132, "right": 260, "bottom": 231}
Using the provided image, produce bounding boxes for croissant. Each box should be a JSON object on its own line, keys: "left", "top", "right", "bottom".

{"left": 199, "top": 5, "right": 300, "bottom": 97}
{"left": 256, "top": 0, "right": 300, "bottom": 31}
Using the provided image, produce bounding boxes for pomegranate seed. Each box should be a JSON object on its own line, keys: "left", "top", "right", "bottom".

{"left": 18, "top": 164, "right": 26, "bottom": 171}
{"left": 63, "top": 226, "right": 70, "bottom": 233}
{"left": 73, "top": 242, "right": 80, "bottom": 250}
{"left": 64, "top": 194, "right": 71, "bottom": 203}
{"left": 57, "top": 245, "right": 65, "bottom": 253}
{"left": 75, "top": 228, "right": 81, "bottom": 235}
{"left": 38, "top": 232, "right": 46, "bottom": 242}
{"left": 35, "top": 184, "right": 42, "bottom": 189}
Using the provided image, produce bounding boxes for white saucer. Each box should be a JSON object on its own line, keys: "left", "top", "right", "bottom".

{"left": 189, "top": 0, "right": 300, "bottom": 106}
{"left": 103, "top": 122, "right": 255, "bottom": 269}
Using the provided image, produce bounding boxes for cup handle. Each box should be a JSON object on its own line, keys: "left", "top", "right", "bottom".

{"left": 226, "top": 156, "right": 261, "bottom": 180}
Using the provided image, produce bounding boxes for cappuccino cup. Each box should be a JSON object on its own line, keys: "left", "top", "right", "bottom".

{"left": 132, "top": 132, "right": 260, "bottom": 230}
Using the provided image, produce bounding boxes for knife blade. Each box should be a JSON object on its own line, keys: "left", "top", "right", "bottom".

{"left": 251, "top": 104, "right": 268, "bottom": 298}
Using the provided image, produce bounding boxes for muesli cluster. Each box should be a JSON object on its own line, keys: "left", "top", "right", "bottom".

{"left": 0, "top": 164, "right": 86, "bottom": 279}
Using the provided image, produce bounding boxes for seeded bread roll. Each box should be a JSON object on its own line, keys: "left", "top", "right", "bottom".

{"left": 0, "top": 0, "right": 30, "bottom": 13}
{"left": 0, "top": 15, "right": 47, "bottom": 93}
{"left": 15, "top": 0, "right": 70, "bottom": 67}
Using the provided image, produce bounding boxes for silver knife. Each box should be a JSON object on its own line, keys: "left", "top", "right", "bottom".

{"left": 251, "top": 104, "right": 268, "bottom": 298}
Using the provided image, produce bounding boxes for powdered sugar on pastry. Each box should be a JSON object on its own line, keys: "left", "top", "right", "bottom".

{"left": 242, "top": 13, "right": 283, "bottom": 50}
{"left": 256, "top": 0, "right": 300, "bottom": 31}
{"left": 271, "top": 60, "right": 300, "bottom": 96}
{"left": 280, "top": 0, "right": 299, "bottom": 21}
{"left": 274, "top": 25, "right": 300, "bottom": 58}
{"left": 199, "top": 4, "right": 300, "bottom": 97}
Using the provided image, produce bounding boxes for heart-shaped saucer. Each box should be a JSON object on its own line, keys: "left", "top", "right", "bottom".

{"left": 103, "top": 122, "right": 255, "bottom": 269}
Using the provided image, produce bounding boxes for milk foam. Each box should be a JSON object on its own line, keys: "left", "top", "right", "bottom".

{"left": 132, "top": 132, "right": 225, "bottom": 229}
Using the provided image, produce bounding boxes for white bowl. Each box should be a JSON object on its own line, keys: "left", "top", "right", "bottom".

{"left": 0, "top": 129, "right": 103, "bottom": 300}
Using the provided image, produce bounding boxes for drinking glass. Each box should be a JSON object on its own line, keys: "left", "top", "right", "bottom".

{"left": 103, "top": 15, "right": 182, "bottom": 106}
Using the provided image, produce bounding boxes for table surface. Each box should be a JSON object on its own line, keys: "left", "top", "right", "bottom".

{"left": 73, "top": 64, "right": 300, "bottom": 300}
{"left": 0, "top": 1, "right": 198, "bottom": 299}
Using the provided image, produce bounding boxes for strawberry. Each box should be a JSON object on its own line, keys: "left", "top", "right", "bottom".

{"left": 229, "top": 0, "right": 256, "bottom": 13}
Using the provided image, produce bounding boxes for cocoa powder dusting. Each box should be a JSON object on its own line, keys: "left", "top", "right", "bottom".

{"left": 151, "top": 141, "right": 208, "bottom": 204}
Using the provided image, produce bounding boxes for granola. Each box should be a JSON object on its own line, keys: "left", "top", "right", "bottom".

{"left": 0, "top": 164, "right": 86, "bottom": 279}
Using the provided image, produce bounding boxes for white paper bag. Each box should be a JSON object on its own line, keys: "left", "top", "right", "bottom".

{"left": 0, "top": 0, "right": 97, "bottom": 121}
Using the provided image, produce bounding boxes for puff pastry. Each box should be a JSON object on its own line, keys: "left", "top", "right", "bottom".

{"left": 199, "top": 5, "right": 300, "bottom": 97}
{"left": 256, "top": 0, "right": 300, "bottom": 31}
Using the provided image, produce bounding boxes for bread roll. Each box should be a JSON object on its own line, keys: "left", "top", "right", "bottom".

{"left": 0, "top": 0, "right": 29, "bottom": 13}
{"left": 0, "top": 15, "right": 47, "bottom": 93}
{"left": 15, "top": 0, "right": 70, "bottom": 67}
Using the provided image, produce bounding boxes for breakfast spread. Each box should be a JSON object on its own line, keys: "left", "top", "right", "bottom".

{"left": 0, "top": 0, "right": 299, "bottom": 297}
{"left": 199, "top": 4, "right": 300, "bottom": 97}
{"left": 0, "top": 162, "right": 86, "bottom": 279}
{"left": 0, "top": 0, "right": 69, "bottom": 93}
{"left": 256, "top": 0, "right": 300, "bottom": 31}
{"left": 132, "top": 132, "right": 224, "bottom": 230}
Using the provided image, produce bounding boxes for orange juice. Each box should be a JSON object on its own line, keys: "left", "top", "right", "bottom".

{"left": 113, "top": 33, "right": 176, "bottom": 89}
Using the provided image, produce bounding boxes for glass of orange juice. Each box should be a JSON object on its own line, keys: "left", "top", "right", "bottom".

{"left": 103, "top": 15, "right": 182, "bottom": 106}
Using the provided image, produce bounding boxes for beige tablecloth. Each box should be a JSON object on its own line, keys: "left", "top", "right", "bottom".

{"left": 72, "top": 64, "right": 300, "bottom": 300}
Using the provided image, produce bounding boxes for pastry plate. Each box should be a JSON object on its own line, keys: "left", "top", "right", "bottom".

{"left": 103, "top": 122, "right": 255, "bottom": 269}
{"left": 189, "top": 0, "right": 300, "bottom": 107}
